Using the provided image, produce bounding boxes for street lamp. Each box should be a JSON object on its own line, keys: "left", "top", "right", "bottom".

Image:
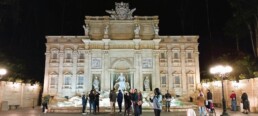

{"left": 210, "top": 65, "right": 232, "bottom": 116}
{"left": 0, "top": 68, "right": 7, "bottom": 79}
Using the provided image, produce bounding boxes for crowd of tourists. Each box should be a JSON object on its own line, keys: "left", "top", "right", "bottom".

{"left": 81, "top": 87, "right": 169, "bottom": 116}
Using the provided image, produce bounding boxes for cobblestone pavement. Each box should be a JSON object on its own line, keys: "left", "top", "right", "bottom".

{"left": 0, "top": 107, "right": 257, "bottom": 116}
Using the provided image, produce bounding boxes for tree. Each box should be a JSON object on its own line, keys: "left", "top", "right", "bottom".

{"left": 216, "top": 52, "right": 258, "bottom": 80}
{"left": 226, "top": 0, "right": 258, "bottom": 57}
{"left": 0, "top": 51, "right": 27, "bottom": 82}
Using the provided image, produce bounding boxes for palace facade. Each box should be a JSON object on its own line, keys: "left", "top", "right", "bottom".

{"left": 43, "top": 2, "right": 200, "bottom": 98}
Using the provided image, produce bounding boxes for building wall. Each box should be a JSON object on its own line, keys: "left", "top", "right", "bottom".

{"left": 201, "top": 78, "right": 258, "bottom": 112}
{"left": 0, "top": 81, "right": 40, "bottom": 108}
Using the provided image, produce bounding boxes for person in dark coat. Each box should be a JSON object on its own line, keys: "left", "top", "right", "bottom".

{"left": 241, "top": 92, "right": 249, "bottom": 114}
{"left": 206, "top": 89, "right": 213, "bottom": 109}
{"left": 138, "top": 91, "right": 143, "bottom": 115}
{"left": 109, "top": 89, "right": 117, "bottom": 114}
{"left": 95, "top": 91, "right": 100, "bottom": 113}
{"left": 42, "top": 94, "right": 50, "bottom": 113}
{"left": 124, "top": 92, "right": 132, "bottom": 116}
{"left": 117, "top": 90, "right": 123, "bottom": 113}
{"left": 82, "top": 94, "right": 88, "bottom": 114}
{"left": 132, "top": 89, "right": 140, "bottom": 116}
{"left": 164, "top": 90, "right": 172, "bottom": 112}
{"left": 89, "top": 90, "right": 96, "bottom": 114}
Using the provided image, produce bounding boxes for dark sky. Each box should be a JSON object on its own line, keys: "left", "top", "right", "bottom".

{"left": 0, "top": 0, "right": 253, "bottom": 82}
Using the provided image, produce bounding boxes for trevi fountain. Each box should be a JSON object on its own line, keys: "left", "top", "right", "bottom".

{"left": 43, "top": 2, "right": 200, "bottom": 112}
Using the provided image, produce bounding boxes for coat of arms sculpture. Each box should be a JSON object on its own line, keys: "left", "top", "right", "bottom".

{"left": 106, "top": 2, "right": 136, "bottom": 20}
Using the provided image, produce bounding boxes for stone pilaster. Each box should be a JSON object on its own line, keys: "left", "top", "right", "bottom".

{"left": 181, "top": 50, "right": 187, "bottom": 94}
{"left": 57, "top": 52, "right": 64, "bottom": 97}
{"left": 43, "top": 52, "right": 51, "bottom": 94}
{"left": 71, "top": 51, "right": 78, "bottom": 95}
{"left": 153, "top": 50, "right": 160, "bottom": 89}
{"left": 84, "top": 50, "right": 90, "bottom": 92}
{"left": 134, "top": 50, "right": 141, "bottom": 90}
{"left": 195, "top": 51, "right": 200, "bottom": 86}
{"left": 167, "top": 50, "right": 172, "bottom": 91}
{"left": 102, "top": 50, "right": 109, "bottom": 91}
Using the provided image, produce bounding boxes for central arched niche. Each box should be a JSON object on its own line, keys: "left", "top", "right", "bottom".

{"left": 110, "top": 57, "right": 134, "bottom": 90}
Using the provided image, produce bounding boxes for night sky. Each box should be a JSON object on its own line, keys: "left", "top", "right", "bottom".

{"left": 0, "top": 0, "right": 253, "bottom": 83}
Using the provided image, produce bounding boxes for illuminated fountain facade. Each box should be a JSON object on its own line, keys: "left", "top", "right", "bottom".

{"left": 43, "top": 2, "right": 200, "bottom": 109}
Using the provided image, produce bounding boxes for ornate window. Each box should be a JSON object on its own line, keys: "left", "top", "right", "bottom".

{"left": 49, "top": 71, "right": 58, "bottom": 89}
{"left": 172, "top": 48, "right": 180, "bottom": 66}
{"left": 50, "top": 48, "right": 59, "bottom": 63}
{"left": 187, "top": 52, "right": 192, "bottom": 59}
{"left": 172, "top": 71, "right": 181, "bottom": 88}
{"left": 79, "top": 53, "right": 84, "bottom": 59}
{"left": 174, "top": 53, "right": 179, "bottom": 59}
{"left": 175, "top": 76, "right": 180, "bottom": 84}
{"left": 161, "top": 74, "right": 167, "bottom": 87}
{"left": 50, "top": 77, "right": 57, "bottom": 85}
{"left": 187, "top": 71, "right": 195, "bottom": 84}
{"left": 64, "top": 48, "right": 73, "bottom": 63}
{"left": 185, "top": 47, "right": 194, "bottom": 66}
{"left": 77, "top": 76, "right": 84, "bottom": 85}
{"left": 63, "top": 72, "right": 72, "bottom": 89}
{"left": 76, "top": 71, "right": 84, "bottom": 89}
{"left": 64, "top": 76, "right": 71, "bottom": 85}
{"left": 78, "top": 51, "right": 85, "bottom": 63}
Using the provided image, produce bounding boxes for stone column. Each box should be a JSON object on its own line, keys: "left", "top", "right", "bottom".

{"left": 57, "top": 52, "right": 64, "bottom": 97}
{"left": 130, "top": 72, "right": 134, "bottom": 89}
{"left": 103, "top": 50, "right": 110, "bottom": 91}
{"left": 134, "top": 50, "right": 141, "bottom": 90}
{"left": 167, "top": 50, "right": 172, "bottom": 91}
{"left": 181, "top": 50, "right": 187, "bottom": 94}
{"left": 195, "top": 51, "right": 200, "bottom": 85}
{"left": 71, "top": 51, "right": 78, "bottom": 95}
{"left": 43, "top": 52, "right": 50, "bottom": 94}
{"left": 154, "top": 50, "right": 160, "bottom": 89}
{"left": 84, "top": 50, "right": 91, "bottom": 92}
{"left": 88, "top": 51, "right": 93, "bottom": 91}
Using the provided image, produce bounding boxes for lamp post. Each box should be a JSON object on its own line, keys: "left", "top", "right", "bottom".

{"left": 0, "top": 68, "right": 7, "bottom": 79}
{"left": 210, "top": 65, "right": 232, "bottom": 116}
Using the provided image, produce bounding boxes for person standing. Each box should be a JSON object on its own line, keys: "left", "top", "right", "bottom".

{"left": 132, "top": 89, "right": 140, "bottom": 116}
{"left": 164, "top": 90, "right": 172, "bottom": 112}
{"left": 241, "top": 91, "right": 249, "bottom": 114}
{"left": 82, "top": 94, "right": 88, "bottom": 114}
{"left": 89, "top": 90, "right": 96, "bottom": 114}
{"left": 138, "top": 91, "right": 143, "bottom": 115}
{"left": 42, "top": 94, "right": 50, "bottom": 113}
{"left": 124, "top": 92, "right": 132, "bottom": 116}
{"left": 95, "top": 91, "right": 100, "bottom": 113}
{"left": 150, "top": 88, "right": 162, "bottom": 116}
{"left": 230, "top": 91, "right": 237, "bottom": 111}
{"left": 206, "top": 89, "right": 212, "bottom": 110}
{"left": 197, "top": 94, "right": 206, "bottom": 116}
{"left": 109, "top": 89, "right": 117, "bottom": 114}
{"left": 117, "top": 90, "right": 123, "bottom": 113}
